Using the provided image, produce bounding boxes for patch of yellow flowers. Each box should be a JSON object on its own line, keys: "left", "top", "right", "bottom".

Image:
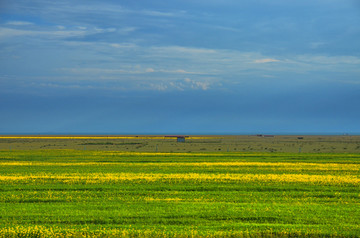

{"left": 1, "top": 172, "right": 359, "bottom": 185}
{"left": 0, "top": 225, "right": 329, "bottom": 238}
{"left": 2, "top": 161, "right": 360, "bottom": 173}
{"left": 0, "top": 226, "right": 180, "bottom": 238}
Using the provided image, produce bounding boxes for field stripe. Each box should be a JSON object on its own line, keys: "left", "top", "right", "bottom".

{"left": 1, "top": 161, "right": 359, "bottom": 171}
{"left": 1, "top": 173, "right": 359, "bottom": 185}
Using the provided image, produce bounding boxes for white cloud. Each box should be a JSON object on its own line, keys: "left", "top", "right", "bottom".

{"left": 14, "top": 2, "right": 185, "bottom": 24}
{"left": 0, "top": 28, "right": 30, "bottom": 38}
{"left": 94, "top": 27, "right": 116, "bottom": 33}
{"left": 296, "top": 55, "right": 360, "bottom": 65}
{"left": 57, "top": 43, "right": 360, "bottom": 85}
{"left": 149, "top": 83, "right": 168, "bottom": 91}
{"left": 60, "top": 67, "right": 208, "bottom": 76}
{"left": 193, "top": 81, "right": 210, "bottom": 90}
{"left": 0, "top": 27, "right": 86, "bottom": 39}
{"left": 6, "top": 21, "right": 34, "bottom": 26}
{"left": 142, "top": 10, "right": 176, "bottom": 17}
{"left": 150, "top": 46, "right": 360, "bottom": 76}
{"left": 213, "top": 25, "right": 241, "bottom": 32}
{"left": 145, "top": 68, "right": 155, "bottom": 73}
{"left": 253, "top": 58, "right": 280, "bottom": 63}
{"left": 61, "top": 68, "right": 129, "bottom": 74}
{"left": 157, "top": 69, "right": 206, "bottom": 75}
{"left": 120, "top": 27, "right": 137, "bottom": 34}
{"left": 109, "top": 43, "right": 137, "bottom": 48}
{"left": 153, "top": 46, "right": 216, "bottom": 55}
{"left": 0, "top": 26, "right": 122, "bottom": 40}
{"left": 60, "top": 67, "right": 157, "bottom": 75}
{"left": 182, "top": 78, "right": 211, "bottom": 91}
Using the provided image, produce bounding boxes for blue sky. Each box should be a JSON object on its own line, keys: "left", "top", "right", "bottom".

{"left": 1, "top": 0, "right": 360, "bottom": 134}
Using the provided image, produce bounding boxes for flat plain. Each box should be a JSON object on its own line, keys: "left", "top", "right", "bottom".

{"left": 0, "top": 135, "right": 359, "bottom": 237}
{"left": 1, "top": 135, "right": 360, "bottom": 153}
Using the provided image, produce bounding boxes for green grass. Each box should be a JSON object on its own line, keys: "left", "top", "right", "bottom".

{"left": 0, "top": 150, "right": 360, "bottom": 237}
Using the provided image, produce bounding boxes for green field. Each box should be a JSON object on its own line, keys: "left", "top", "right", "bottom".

{"left": 1, "top": 148, "right": 360, "bottom": 237}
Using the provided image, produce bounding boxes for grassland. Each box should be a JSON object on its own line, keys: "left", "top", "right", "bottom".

{"left": 1, "top": 135, "right": 360, "bottom": 153}
{"left": 0, "top": 144, "right": 360, "bottom": 237}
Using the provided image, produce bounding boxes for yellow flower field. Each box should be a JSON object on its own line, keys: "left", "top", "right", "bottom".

{"left": 1, "top": 172, "right": 359, "bottom": 185}
{"left": 1, "top": 161, "right": 359, "bottom": 171}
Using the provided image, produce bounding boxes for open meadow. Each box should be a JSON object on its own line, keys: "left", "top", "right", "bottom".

{"left": 0, "top": 136, "right": 360, "bottom": 237}
{"left": 1, "top": 135, "right": 360, "bottom": 153}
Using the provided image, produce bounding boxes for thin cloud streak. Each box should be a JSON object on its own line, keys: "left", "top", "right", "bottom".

{"left": 0, "top": 26, "right": 121, "bottom": 39}
{"left": 5, "top": 21, "right": 34, "bottom": 26}
{"left": 254, "top": 58, "right": 280, "bottom": 63}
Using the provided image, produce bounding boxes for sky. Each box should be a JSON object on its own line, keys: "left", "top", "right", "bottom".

{"left": 1, "top": 0, "right": 360, "bottom": 135}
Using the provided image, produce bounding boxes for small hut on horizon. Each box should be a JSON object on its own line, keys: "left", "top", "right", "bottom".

{"left": 165, "top": 135, "right": 188, "bottom": 143}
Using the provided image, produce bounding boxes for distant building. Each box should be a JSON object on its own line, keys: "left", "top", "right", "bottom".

{"left": 165, "top": 135, "right": 188, "bottom": 143}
